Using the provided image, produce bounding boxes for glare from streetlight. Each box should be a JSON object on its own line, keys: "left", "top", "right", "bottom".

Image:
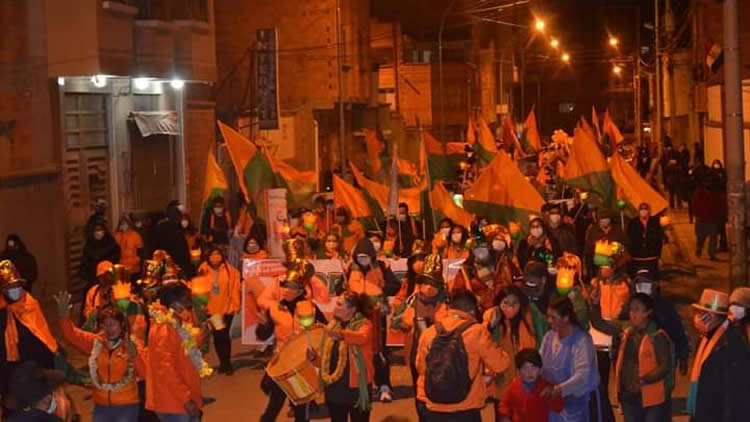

{"left": 561, "top": 53, "right": 570, "bottom": 63}
{"left": 535, "top": 19, "right": 545, "bottom": 32}
{"left": 609, "top": 37, "right": 619, "bottom": 48}
{"left": 613, "top": 65, "right": 622, "bottom": 75}
{"left": 550, "top": 38, "right": 559, "bottom": 49}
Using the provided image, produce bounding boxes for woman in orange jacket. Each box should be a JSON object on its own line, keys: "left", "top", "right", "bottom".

{"left": 115, "top": 215, "right": 144, "bottom": 277}
{"left": 146, "top": 283, "right": 210, "bottom": 421}
{"left": 242, "top": 234, "right": 269, "bottom": 260}
{"left": 195, "top": 246, "right": 241, "bottom": 375}
{"left": 316, "top": 291, "right": 375, "bottom": 421}
{"left": 54, "top": 292, "right": 146, "bottom": 422}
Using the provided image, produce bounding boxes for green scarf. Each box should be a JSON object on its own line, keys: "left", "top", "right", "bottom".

{"left": 324, "top": 314, "right": 371, "bottom": 411}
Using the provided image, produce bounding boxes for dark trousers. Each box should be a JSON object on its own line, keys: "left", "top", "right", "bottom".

{"left": 212, "top": 314, "right": 233, "bottom": 369}
{"left": 668, "top": 188, "right": 681, "bottom": 209}
{"left": 695, "top": 221, "right": 719, "bottom": 258}
{"left": 138, "top": 380, "right": 160, "bottom": 422}
{"left": 327, "top": 404, "right": 370, "bottom": 422}
{"left": 596, "top": 350, "right": 615, "bottom": 422}
{"left": 374, "top": 311, "right": 391, "bottom": 389}
{"left": 260, "top": 374, "right": 308, "bottom": 422}
{"left": 416, "top": 401, "right": 481, "bottom": 422}
{"left": 620, "top": 392, "right": 671, "bottom": 422}
{"left": 718, "top": 222, "right": 728, "bottom": 251}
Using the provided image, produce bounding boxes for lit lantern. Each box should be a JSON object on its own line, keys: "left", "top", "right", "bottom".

{"left": 616, "top": 198, "right": 627, "bottom": 210}
{"left": 190, "top": 248, "right": 201, "bottom": 266}
{"left": 112, "top": 280, "right": 132, "bottom": 313}
{"left": 659, "top": 215, "right": 671, "bottom": 227}
{"left": 509, "top": 221, "right": 521, "bottom": 240}
{"left": 383, "top": 239, "right": 395, "bottom": 257}
{"left": 556, "top": 268, "right": 575, "bottom": 295}
{"left": 297, "top": 301, "right": 315, "bottom": 329}
{"left": 593, "top": 240, "right": 613, "bottom": 267}
{"left": 302, "top": 212, "right": 317, "bottom": 232}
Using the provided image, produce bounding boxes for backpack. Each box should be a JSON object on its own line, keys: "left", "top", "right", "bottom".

{"left": 424, "top": 320, "right": 477, "bottom": 404}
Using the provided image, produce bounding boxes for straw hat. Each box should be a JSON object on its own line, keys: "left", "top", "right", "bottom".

{"left": 692, "top": 289, "right": 729, "bottom": 315}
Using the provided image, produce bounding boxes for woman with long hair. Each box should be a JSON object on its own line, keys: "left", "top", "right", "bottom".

{"left": 590, "top": 293, "right": 673, "bottom": 422}
{"left": 539, "top": 297, "right": 599, "bottom": 422}
{"left": 483, "top": 286, "right": 537, "bottom": 420}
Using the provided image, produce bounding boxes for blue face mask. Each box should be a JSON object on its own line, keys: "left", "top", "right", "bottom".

{"left": 5, "top": 286, "right": 23, "bottom": 302}
{"left": 356, "top": 255, "right": 372, "bottom": 268}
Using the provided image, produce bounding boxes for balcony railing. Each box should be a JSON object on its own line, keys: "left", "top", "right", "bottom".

{"left": 133, "top": 0, "right": 208, "bottom": 22}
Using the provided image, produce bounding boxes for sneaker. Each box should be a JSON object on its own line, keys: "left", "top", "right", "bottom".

{"left": 379, "top": 385, "right": 393, "bottom": 403}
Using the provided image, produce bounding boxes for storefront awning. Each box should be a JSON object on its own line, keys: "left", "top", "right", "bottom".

{"left": 131, "top": 111, "right": 180, "bottom": 137}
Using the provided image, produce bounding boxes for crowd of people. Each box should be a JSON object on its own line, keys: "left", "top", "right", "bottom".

{"left": 1, "top": 163, "right": 749, "bottom": 422}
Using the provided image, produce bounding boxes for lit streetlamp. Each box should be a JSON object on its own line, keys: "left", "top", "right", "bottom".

{"left": 550, "top": 38, "right": 559, "bottom": 49}
{"left": 613, "top": 65, "right": 622, "bottom": 75}
{"left": 535, "top": 19, "right": 545, "bottom": 32}
{"left": 609, "top": 36, "right": 619, "bottom": 48}
{"left": 561, "top": 53, "right": 570, "bottom": 63}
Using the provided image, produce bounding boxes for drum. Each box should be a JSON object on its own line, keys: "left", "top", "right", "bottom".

{"left": 266, "top": 324, "right": 324, "bottom": 405}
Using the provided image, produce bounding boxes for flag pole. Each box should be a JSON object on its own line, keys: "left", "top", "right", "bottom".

{"left": 421, "top": 126, "right": 439, "bottom": 237}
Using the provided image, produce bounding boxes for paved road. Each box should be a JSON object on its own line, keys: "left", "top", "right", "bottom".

{"left": 60, "top": 209, "right": 728, "bottom": 422}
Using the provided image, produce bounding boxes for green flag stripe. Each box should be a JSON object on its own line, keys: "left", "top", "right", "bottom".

{"left": 463, "top": 200, "right": 538, "bottom": 233}
{"left": 566, "top": 171, "right": 616, "bottom": 209}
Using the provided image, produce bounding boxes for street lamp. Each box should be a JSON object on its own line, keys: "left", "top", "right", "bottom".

{"left": 535, "top": 19, "right": 546, "bottom": 32}
{"left": 609, "top": 36, "right": 619, "bottom": 48}
{"left": 561, "top": 53, "right": 570, "bottom": 63}
{"left": 613, "top": 65, "right": 622, "bottom": 75}
{"left": 550, "top": 38, "right": 559, "bottom": 49}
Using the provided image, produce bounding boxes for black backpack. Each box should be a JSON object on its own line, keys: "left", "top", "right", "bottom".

{"left": 424, "top": 320, "right": 477, "bottom": 404}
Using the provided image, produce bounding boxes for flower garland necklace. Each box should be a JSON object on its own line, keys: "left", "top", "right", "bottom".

{"left": 89, "top": 337, "right": 135, "bottom": 392}
{"left": 149, "top": 305, "right": 213, "bottom": 378}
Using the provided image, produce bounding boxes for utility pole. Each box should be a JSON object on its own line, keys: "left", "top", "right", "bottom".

{"left": 336, "top": 0, "right": 346, "bottom": 175}
{"left": 635, "top": 5, "right": 642, "bottom": 146}
{"left": 654, "top": 0, "right": 663, "bottom": 152}
{"left": 723, "top": 0, "right": 747, "bottom": 290}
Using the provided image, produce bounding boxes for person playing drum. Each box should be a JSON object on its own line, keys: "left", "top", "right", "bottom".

{"left": 311, "top": 291, "right": 375, "bottom": 422}
{"left": 256, "top": 260, "right": 327, "bottom": 422}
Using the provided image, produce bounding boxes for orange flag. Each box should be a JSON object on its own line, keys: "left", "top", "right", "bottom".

{"left": 363, "top": 128, "right": 384, "bottom": 178}
{"left": 524, "top": 107, "right": 542, "bottom": 152}
{"left": 333, "top": 175, "right": 373, "bottom": 218}
{"left": 431, "top": 183, "right": 474, "bottom": 227}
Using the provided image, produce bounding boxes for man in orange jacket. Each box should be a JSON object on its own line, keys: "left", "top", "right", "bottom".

{"left": 146, "top": 283, "right": 208, "bottom": 422}
{"left": 415, "top": 292, "right": 510, "bottom": 422}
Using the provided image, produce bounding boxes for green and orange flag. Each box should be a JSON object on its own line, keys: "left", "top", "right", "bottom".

{"left": 477, "top": 116, "right": 499, "bottom": 165}
{"left": 430, "top": 182, "right": 474, "bottom": 228}
{"left": 609, "top": 153, "right": 668, "bottom": 216}
{"left": 521, "top": 106, "right": 542, "bottom": 153}
{"left": 463, "top": 151, "right": 545, "bottom": 230}
{"left": 363, "top": 128, "right": 386, "bottom": 179}
{"left": 423, "top": 131, "right": 465, "bottom": 183}
{"left": 564, "top": 128, "right": 616, "bottom": 209}
{"left": 350, "top": 162, "right": 424, "bottom": 215}
{"left": 602, "top": 111, "right": 624, "bottom": 157}
{"left": 333, "top": 175, "right": 380, "bottom": 219}
{"left": 201, "top": 149, "right": 229, "bottom": 219}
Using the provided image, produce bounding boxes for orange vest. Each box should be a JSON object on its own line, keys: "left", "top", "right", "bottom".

{"left": 197, "top": 263, "right": 241, "bottom": 317}
{"left": 347, "top": 267, "right": 385, "bottom": 298}
{"left": 268, "top": 300, "right": 316, "bottom": 351}
{"left": 594, "top": 278, "right": 630, "bottom": 320}
{"left": 614, "top": 327, "right": 668, "bottom": 408}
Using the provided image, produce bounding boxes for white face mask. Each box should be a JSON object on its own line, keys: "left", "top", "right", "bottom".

{"left": 5, "top": 286, "right": 23, "bottom": 302}
{"left": 119, "top": 224, "right": 129, "bottom": 232}
{"left": 473, "top": 247, "right": 490, "bottom": 262}
{"left": 7, "top": 240, "right": 15, "bottom": 248}
{"left": 635, "top": 282, "right": 653, "bottom": 295}
{"left": 440, "top": 227, "right": 451, "bottom": 237}
{"left": 492, "top": 240, "right": 506, "bottom": 252}
{"left": 356, "top": 255, "right": 371, "bottom": 268}
{"left": 397, "top": 214, "right": 407, "bottom": 222}
{"left": 451, "top": 233, "right": 463, "bottom": 244}
{"left": 730, "top": 304, "right": 746, "bottom": 321}
{"left": 530, "top": 227, "right": 543, "bottom": 238}
{"left": 246, "top": 242, "right": 259, "bottom": 253}
{"left": 370, "top": 241, "right": 382, "bottom": 252}
{"left": 549, "top": 214, "right": 561, "bottom": 225}
{"left": 600, "top": 218, "right": 611, "bottom": 228}
{"left": 181, "top": 219, "right": 189, "bottom": 228}
{"left": 94, "top": 230, "right": 105, "bottom": 240}
{"left": 639, "top": 210, "right": 649, "bottom": 218}
{"left": 214, "top": 207, "right": 224, "bottom": 216}
{"left": 289, "top": 218, "right": 299, "bottom": 227}
{"left": 134, "top": 221, "right": 143, "bottom": 229}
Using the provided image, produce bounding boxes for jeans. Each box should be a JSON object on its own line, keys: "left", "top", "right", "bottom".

{"left": 415, "top": 401, "right": 481, "bottom": 422}
{"left": 212, "top": 314, "right": 234, "bottom": 370}
{"left": 695, "top": 221, "right": 719, "bottom": 258}
{"left": 328, "top": 403, "right": 370, "bottom": 422}
{"left": 155, "top": 412, "right": 201, "bottom": 422}
{"left": 93, "top": 404, "right": 139, "bottom": 422}
{"left": 620, "top": 391, "right": 670, "bottom": 422}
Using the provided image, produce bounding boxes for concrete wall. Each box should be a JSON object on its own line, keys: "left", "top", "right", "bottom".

{"left": 0, "top": 1, "right": 68, "bottom": 300}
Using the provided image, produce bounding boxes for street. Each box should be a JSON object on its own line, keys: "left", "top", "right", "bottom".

{"left": 57, "top": 209, "right": 726, "bottom": 422}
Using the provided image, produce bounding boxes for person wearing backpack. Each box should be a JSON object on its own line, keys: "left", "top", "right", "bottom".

{"left": 590, "top": 293, "right": 673, "bottom": 422}
{"left": 415, "top": 292, "right": 510, "bottom": 421}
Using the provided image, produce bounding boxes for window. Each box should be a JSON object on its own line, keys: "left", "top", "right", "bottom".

{"left": 558, "top": 102, "right": 575, "bottom": 114}
{"left": 65, "top": 94, "right": 108, "bottom": 147}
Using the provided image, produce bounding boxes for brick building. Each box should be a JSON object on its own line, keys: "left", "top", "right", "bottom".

{"left": 0, "top": 0, "right": 217, "bottom": 298}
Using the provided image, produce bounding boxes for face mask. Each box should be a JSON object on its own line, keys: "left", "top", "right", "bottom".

{"left": 479, "top": 221, "right": 488, "bottom": 229}
{"left": 440, "top": 227, "right": 451, "bottom": 237}
{"left": 530, "top": 227, "right": 543, "bottom": 238}
{"left": 5, "top": 286, "right": 23, "bottom": 302}
{"left": 599, "top": 218, "right": 611, "bottom": 228}
{"left": 356, "top": 255, "right": 371, "bottom": 268}
{"left": 451, "top": 233, "right": 463, "bottom": 244}
{"left": 134, "top": 221, "right": 143, "bottom": 229}
{"left": 325, "top": 241, "right": 339, "bottom": 251}
{"left": 371, "top": 241, "right": 382, "bottom": 252}
{"left": 181, "top": 219, "right": 189, "bottom": 228}
{"left": 46, "top": 395, "right": 57, "bottom": 414}
{"left": 635, "top": 282, "right": 653, "bottom": 295}
{"left": 639, "top": 210, "right": 649, "bottom": 218}
{"left": 397, "top": 214, "right": 407, "bottom": 222}
{"left": 336, "top": 216, "right": 346, "bottom": 224}
{"left": 120, "top": 224, "right": 129, "bottom": 232}
{"left": 7, "top": 240, "right": 15, "bottom": 248}
{"left": 246, "top": 243, "right": 259, "bottom": 253}
{"left": 549, "top": 214, "right": 561, "bottom": 225}
{"left": 177, "top": 204, "right": 186, "bottom": 213}
{"left": 473, "top": 247, "right": 490, "bottom": 262}
{"left": 492, "top": 240, "right": 506, "bottom": 252}
{"left": 713, "top": 165, "right": 721, "bottom": 169}
{"left": 94, "top": 230, "right": 105, "bottom": 240}
{"left": 214, "top": 207, "right": 224, "bottom": 216}
{"left": 730, "top": 305, "right": 746, "bottom": 321}
{"left": 290, "top": 218, "right": 299, "bottom": 227}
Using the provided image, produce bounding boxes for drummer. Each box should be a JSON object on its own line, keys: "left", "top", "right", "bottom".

{"left": 315, "top": 291, "right": 375, "bottom": 422}
{"left": 256, "top": 261, "right": 327, "bottom": 422}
